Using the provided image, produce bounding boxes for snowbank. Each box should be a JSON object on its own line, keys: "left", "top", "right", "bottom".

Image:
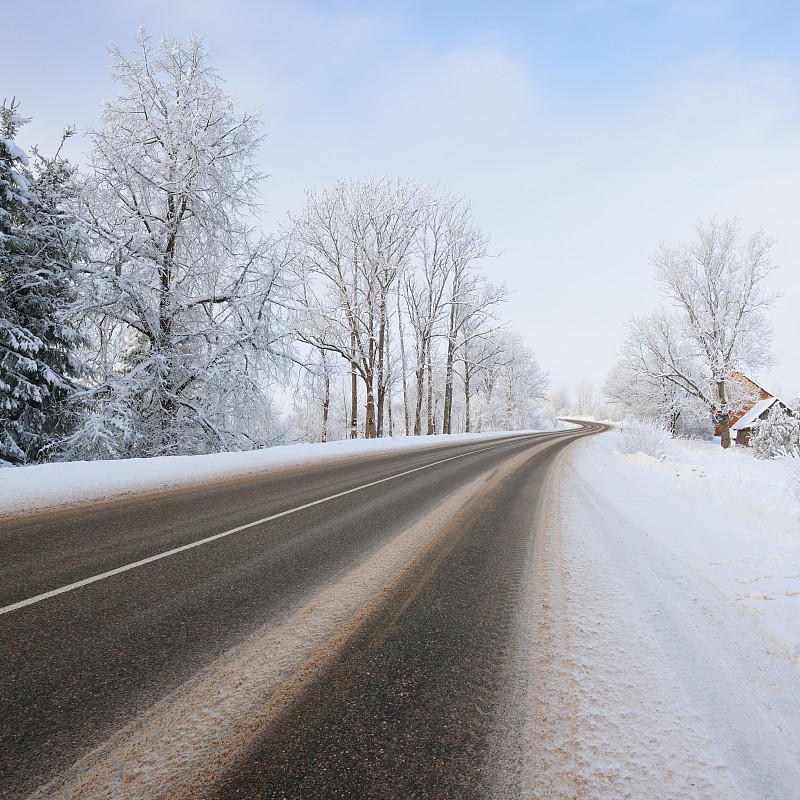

{"left": 498, "top": 428, "right": 800, "bottom": 798}
{"left": 0, "top": 429, "right": 563, "bottom": 519}
{"left": 576, "top": 429, "right": 800, "bottom": 660}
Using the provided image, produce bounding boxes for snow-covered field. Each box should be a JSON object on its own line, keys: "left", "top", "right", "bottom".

{"left": 496, "top": 427, "right": 800, "bottom": 799}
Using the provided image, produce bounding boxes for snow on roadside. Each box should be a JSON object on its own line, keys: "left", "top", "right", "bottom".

{"left": 0, "top": 429, "right": 564, "bottom": 519}
{"left": 585, "top": 428, "right": 800, "bottom": 660}
{"left": 495, "top": 428, "right": 800, "bottom": 799}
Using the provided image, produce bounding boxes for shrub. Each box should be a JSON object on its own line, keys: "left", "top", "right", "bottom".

{"left": 787, "top": 457, "right": 800, "bottom": 503}
{"left": 619, "top": 420, "right": 674, "bottom": 460}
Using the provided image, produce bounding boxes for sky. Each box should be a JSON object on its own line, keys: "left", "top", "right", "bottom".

{"left": 4, "top": 0, "right": 800, "bottom": 400}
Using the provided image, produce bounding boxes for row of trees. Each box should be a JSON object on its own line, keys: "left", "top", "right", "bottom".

{"left": 287, "top": 178, "right": 547, "bottom": 442}
{"left": 548, "top": 380, "right": 600, "bottom": 419}
{"left": 604, "top": 217, "right": 779, "bottom": 448}
{"left": 0, "top": 31, "right": 549, "bottom": 465}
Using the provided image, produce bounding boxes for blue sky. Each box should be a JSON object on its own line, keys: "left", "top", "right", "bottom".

{"left": 5, "top": 0, "right": 800, "bottom": 399}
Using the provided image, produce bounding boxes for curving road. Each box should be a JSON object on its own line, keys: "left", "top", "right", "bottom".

{"left": 0, "top": 424, "right": 601, "bottom": 799}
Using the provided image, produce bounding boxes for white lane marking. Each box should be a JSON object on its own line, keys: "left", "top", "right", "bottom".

{"left": 1, "top": 432, "right": 572, "bottom": 617}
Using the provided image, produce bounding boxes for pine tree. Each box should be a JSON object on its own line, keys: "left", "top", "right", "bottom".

{"left": 0, "top": 100, "right": 82, "bottom": 464}
{"left": 752, "top": 401, "right": 800, "bottom": 459}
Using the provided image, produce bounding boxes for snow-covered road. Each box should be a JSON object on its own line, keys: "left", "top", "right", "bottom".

{"left": 495, "top": 432, "right": 800, "bottom": 799}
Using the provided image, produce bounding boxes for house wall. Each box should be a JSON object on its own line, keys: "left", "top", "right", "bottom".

{"left": 714, "top": 374, "right": 772, "bottom": 437}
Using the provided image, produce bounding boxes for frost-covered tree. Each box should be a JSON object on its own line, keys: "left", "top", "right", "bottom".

{"left": 287, "top": 351, "right": 329, "bottom": 443}
{"left": 401, "top": 187, "right": 457, "bottom": 436}
{"left": 397, "top": 187, "right": 493, "bottom": 436}
{"left": 454, "top": 285, "right": 506, "bottom": 432}
{"left": 70, "top": 31, "right": 286, "bottom": 458}
{"left": 288, "top": 179, "right": 535, "bottom": 439}
{"left": 293, "top": 180, "right": 503, "bottom": 439}
{"left": 752, "top": 401, "right": 800, "bottom": 460}
{"left": 603, "top": 308, "right": 710, "bottom": 434}
{"left": 653, "top": 217, "right": 776, "bottom": 448}
{"left": 572, "top": 379, "right": 597, "bottom": 417}
{"left": 290, "top": 177, "right": 422, "bottom": 439}
{"left": 437, "top": 199, "right": 492, "bottom": 435}
{"left": 0, "top": 101, "right": 83, "bottom": 464}
{"left": 471, "top": 330, "right": 548, "bottom": 432}
{"left": 548, "top": 384, "right": 570, "bottom": 416}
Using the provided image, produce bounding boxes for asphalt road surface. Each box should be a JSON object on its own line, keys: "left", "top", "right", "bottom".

{"left": 1, "top": 424, "right": 601, "bottom": 799}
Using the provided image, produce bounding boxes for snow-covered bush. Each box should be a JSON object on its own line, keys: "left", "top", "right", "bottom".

{"left": 529, "top": 403, "right": 559, "bottom": 430}
{"left": 787, "top": 457, "right": 800, "bottom": 503}
{"left": 752, "top": 406, "right": 800, "bottom": 460}
{"left": 619, "top": 420, "right": 673, "bottom": 460}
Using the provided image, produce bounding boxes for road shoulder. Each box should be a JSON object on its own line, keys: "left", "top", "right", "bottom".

{"left": 493, "top": 434, "right": 800, "bottom": 799}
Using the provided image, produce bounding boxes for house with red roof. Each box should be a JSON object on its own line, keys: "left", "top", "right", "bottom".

{"left": 715, "top": 372, "right": 791, "bottom": 446}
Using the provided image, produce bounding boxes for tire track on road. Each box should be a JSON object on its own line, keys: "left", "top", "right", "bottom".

{"left": 29, "top": 443, "right": 553, "bottom": 800}
{"left": 210, "top": 439, "right": 572, "bottom": 800}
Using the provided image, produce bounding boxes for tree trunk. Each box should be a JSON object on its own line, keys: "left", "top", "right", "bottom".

{"left": 350, "top": 332, "right": 358, "bottom": 440}
{"left": 413, "top": 363, "right": 424, "bottom": 436}
{"left": 719, "top": 412, "right": 731, "bottom": 448}
{"left": 464, "top": 367, "right": 471, "bottom": 433}
{"left": 365, "top": 378, "right": 377, "bottom": 439}
{"left": 158, "top": 202, "right": 177, "bottom": 453}
{"left": 442, "top": 303, "right": 457, "bottom": 434}
{"left": 717, "top": 379, "right": 731, "bottom": 448}
{"left": 321, "top": 355, "right": 330, "bottom": 443}
{"left": 376, "top": 314, "right": 386, "bottom": 438}
{"left": 426, "top": 346, "right": 435, "bottom": 436}
{"left": 397, "top": 282, "right": 410, "bottom": 436}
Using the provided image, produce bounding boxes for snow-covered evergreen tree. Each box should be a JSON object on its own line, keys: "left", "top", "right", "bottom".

{"left": 69, "top": 31, "right": 288, "bottom": 459}
{"left": 0, "top": 101, "right": 83, "bottom": 464}
{"left": 752, "top": 401, "right": 800, "bottom": 460}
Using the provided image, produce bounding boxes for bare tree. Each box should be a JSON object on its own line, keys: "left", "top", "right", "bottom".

{"left": 652, "top": 217, "right": 777, "bottom": 447}
{"left": 290, "top": 177, "right": 419, "bottom": 438}
{"left": 548, "top": 384, "right": 571, "bottom": 416}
